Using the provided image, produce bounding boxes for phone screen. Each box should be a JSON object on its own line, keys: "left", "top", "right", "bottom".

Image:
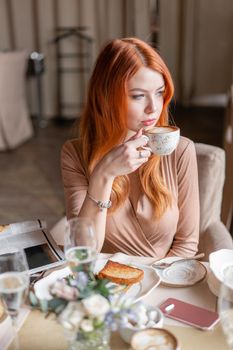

{"left": 159, "top": 298, "right": 219, "bottom": 330}
{"left": 24, "top": 244, "right": 56, "bottom": 269}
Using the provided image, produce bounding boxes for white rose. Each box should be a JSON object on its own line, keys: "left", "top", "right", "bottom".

{"left": 82, "top": 294, "right": 110, "bottom": 317}
{"left": 80, "top": 319, "right": 94, "bottom": 332}
{"left": 59, "top": 302, "right": 86, "bottom": 331}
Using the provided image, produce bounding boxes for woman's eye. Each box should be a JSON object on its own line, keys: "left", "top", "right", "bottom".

{"left": 156, "top": 90, "right": 165, "bottom": 97}
{"left": 131, "top": 94, "right": 145, "bottom": 100}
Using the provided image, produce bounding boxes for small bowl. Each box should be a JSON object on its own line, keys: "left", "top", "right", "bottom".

{"left": 119, "top": 305, "right": 164, "bottom": 344}
{"left": 207, "top": 269, "right": 221, "bottom": 297}
{"left": 208, "top": 249, "right": 233, "bottom": 296}
{"left": 131, "top": 328, "right": 180, "bottom": 350}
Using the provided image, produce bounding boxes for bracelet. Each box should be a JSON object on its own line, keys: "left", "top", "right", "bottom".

{"left": 87, "top": 192, "right": 112, "bottom": 211}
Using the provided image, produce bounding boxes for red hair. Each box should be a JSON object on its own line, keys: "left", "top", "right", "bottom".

{"left": 79, "top": 38, "right": 174, "bottom": 217}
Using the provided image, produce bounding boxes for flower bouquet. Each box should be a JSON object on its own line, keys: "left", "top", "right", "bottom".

{"left": 30, "top": 270, "right": 142, "bottom": 350}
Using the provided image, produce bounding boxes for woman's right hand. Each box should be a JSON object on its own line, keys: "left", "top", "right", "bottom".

{"left": 92, "top": 129, "right": 152, "bottom": 179}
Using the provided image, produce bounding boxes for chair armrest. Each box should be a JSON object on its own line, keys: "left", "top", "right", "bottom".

{"left": 50, "top": 216, "right": 67, "bottom": 246}
{"left": 198, "top": 221, "right": 233, "bottom": 261}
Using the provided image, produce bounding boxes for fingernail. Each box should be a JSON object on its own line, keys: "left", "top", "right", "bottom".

{"left": 141, "top": 146, "right": 151, "bottom": 152}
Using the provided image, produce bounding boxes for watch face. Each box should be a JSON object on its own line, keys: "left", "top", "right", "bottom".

{"left": 87, "top": 192, "right": 112, "bottom": 210}
{"left": 98, "top": 200, "right": 112, "bottom": 209}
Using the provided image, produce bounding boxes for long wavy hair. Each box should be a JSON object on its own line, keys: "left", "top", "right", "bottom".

{"left": 78, "top": 38, "right": 174, "bottom": 218}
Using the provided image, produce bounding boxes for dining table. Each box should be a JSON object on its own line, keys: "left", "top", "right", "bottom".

{"left": 4, "top": 253, "right": 230, "bottom": 350}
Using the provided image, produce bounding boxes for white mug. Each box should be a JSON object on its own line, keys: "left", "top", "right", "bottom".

{"left": 144, "top": 125, "right": 180, "bottom": 156}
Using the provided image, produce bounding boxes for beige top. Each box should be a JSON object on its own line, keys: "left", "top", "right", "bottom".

{"left": 61, "top": 136, "right": 200, "bottom": 259}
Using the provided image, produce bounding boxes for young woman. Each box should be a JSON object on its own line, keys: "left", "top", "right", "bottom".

{"left": 61, "top": 37, "right": 199, "bottom": 259}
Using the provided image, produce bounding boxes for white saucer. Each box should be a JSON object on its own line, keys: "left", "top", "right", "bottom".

{"left": 95, "top": 258, "right": 161, "bottom": 302}
{"left": 154, "top": 259, "right": 207, "bottom": 287}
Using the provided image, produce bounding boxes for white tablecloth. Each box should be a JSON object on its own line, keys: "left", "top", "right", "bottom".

{"left": 3, "top": 253, "right": 229, "bottom": 350}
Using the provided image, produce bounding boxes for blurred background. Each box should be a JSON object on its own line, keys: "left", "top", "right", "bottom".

{"left": 0, "top": 0, "right": 232, "bottom": 233}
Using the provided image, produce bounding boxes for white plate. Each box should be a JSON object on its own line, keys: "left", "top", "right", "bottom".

{"left": 34, "top": 255, "right": 161, "bottom": 302}
{"left": 94, "top": 259, "right": 161, "bottom": 302}
{"left": 153, "top": 257, "right": 207, "bottom": 287}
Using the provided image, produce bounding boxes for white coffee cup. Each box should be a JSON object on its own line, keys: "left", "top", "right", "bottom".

{"left": 144, "top": 125, "right": 180, "bottom": 156}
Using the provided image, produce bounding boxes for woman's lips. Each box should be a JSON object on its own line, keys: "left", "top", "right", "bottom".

{"left": 142, "top": 119, "right": 156, "bottom": 127}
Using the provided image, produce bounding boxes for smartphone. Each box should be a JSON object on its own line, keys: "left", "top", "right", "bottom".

{"left": 158, "top": 298, "right": 219, "bottom": 330}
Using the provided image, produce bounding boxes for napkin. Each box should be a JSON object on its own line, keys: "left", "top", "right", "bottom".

{"left": 34, "top": 266, "right": 70, "bottom": 300}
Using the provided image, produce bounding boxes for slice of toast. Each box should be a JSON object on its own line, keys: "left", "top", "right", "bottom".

{"left": 97, "top": 260, "right": 144, "bottom": 285}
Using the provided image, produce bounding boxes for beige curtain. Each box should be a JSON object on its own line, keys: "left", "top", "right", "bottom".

{"left": 0, "top": 0, "right": 151, "bottom": 119}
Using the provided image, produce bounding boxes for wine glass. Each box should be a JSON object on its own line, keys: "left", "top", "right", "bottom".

{"left": 218, "top": 265, "right": 233, "bottom": 349}
{"left": 0, "top": 248, "right": 29, "bottom": 349}
{"left": 64, "top": 217, "right": 97, "bottom": 276}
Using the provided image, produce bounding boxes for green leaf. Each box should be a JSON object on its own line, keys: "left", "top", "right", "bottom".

{"left": 49, "top": 298, "right": 65, "bottom": 308}
{"left": 71, "top": 265, "right": 86, "bottom": 273}
{"left": 54, "top": 303, "right": 67, "bottom": 314}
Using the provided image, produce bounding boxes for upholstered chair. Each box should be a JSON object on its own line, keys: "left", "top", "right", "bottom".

{"left": 221, "top": 85, "right": 233, "bottom": 233}
{"left": 50, "top": 143, "right": 233, "bottom": 260}
{"left": 195, "top": 143, "right": 233, "bottom": 260}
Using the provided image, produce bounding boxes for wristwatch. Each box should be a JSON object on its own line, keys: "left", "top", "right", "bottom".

{"left": 87, "top": 192, "right": 112, "bottom": 211}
